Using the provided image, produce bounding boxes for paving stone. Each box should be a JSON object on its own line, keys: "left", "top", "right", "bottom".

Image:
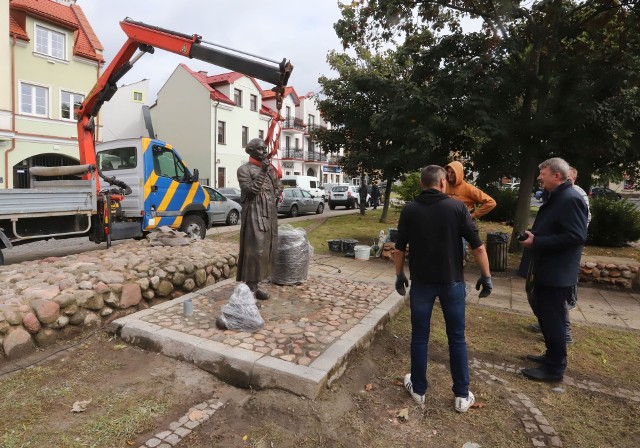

{"left": 165, "top": 434, "right": 180, "bottom": 446}
{"left": 145, "top": 438, "right": 161, "bottom": 448}
{"left": 174, "top": 427, "right": 191, "bottom": 437}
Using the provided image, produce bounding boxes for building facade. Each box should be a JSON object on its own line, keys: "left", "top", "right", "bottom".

{"left": 1, "top": 0, "right": 103, "bottom": 188}
{"left": 99, "top": 79, "right": 151, "bottom": 141}
{"left": 150, "top": 64, "right": 341, "bottom": 189}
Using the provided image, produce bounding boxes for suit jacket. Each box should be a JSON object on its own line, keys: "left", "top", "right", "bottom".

{"left": 526, "top": 181, "right": 588, "bottom": 287}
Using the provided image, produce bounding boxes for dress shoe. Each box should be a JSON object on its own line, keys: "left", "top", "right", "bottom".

{"left": 521, "top": 367, "right": 563, "bottom": 382}
{"left": 255, "top": 289, "right": 270, "bottom": 300}
{"left": 526, "top": 354, "right": 548, "bottom": 364}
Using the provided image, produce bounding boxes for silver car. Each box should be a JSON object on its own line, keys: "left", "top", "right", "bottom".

{"left": 277, "top": 187, "right": 324, "bottom": 217}
{"left": 202, "top": 186, "right": 242, "bottom": 226}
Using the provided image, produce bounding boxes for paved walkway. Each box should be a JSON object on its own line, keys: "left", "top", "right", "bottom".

{"left": 309, "top": 254, "right": 640, "bottom": 331}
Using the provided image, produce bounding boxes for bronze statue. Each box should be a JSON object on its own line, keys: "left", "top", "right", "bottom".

{"left": 236, "top": 138, "right": 282, "bottom": 300}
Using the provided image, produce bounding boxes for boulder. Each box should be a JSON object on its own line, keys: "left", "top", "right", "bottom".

{"left": 22, "top": 312, "right": 41, "bottom": 334}
{"left": 157, "top": 280, "right": 174, "bottom": 297}
{"left": 35, "top": 328, "right": 59, "bottom": 347}
{"left": 120, "top": 283, "right": 142, "bottom": 309}
{"left": 32, "top": 299, "right": 60, "bottom": 324}
{"left": 3, "top": 327, "right": 34, "bottom": 359}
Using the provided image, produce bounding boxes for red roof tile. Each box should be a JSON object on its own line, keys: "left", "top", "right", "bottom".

{"left": 9, "top": 14, "right": 29, "bottom": 41}
{"left": 207, "top": 71, "right": 264, "bottom": 92}
{"left": 9, "top": 0, "right": 103, "bottom": 62}
{"left": 180, "top": 64, "right": 235, "bottom": 106}
{"left": 262, "top": 86, "right": 300, "bottom": 105}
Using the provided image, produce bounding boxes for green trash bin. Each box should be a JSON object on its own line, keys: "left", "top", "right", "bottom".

{"left": 486, "top": 232, "right": 509, "bottom": 272}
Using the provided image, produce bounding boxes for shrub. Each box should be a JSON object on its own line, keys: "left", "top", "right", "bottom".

{"left": 392, "top": 171, "right": 422, "bottom": 203}
{"left": 588, "top": 198, "right": 640, "bottom": 247}
{"left": 482, "top": 185, "right": 518, "bottom": 222}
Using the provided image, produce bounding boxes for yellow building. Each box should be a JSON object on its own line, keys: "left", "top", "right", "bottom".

{"left": 0, "top": 0, "right": 103, "bottom": 188}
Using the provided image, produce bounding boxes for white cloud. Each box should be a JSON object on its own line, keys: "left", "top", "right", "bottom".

{"left": 77, "top": 0, "right": 345, "bottom": 99}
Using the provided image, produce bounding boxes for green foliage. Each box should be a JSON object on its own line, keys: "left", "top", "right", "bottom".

{"left": 588, "top": 198, "right": 640, "bottom": 247}
{"left": 482, "top": 185, "right": 518, "bottom": 222}
{"left": 392, "top": 171, "right": 421, "bottom": 202}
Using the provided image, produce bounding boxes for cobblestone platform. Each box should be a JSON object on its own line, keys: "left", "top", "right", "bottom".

{"left": 111, "top": 274, "right": 403, "bottom": 399}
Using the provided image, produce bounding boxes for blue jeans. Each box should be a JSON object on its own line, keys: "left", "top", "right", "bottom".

{"left": 409, "top": 282, "right": 469, "bottom": 397}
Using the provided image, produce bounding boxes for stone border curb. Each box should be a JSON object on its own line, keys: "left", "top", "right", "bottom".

{"left": 111, "top": 282, "right": 406, "bottom": 399}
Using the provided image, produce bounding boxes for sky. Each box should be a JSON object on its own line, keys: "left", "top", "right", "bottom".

{"left": 78, "top": 0, "right": 347, "bottom": 101}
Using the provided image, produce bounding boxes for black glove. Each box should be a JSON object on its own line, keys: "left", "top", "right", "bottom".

{"left": 395, "top": 272, "right": 409, "bottom": 296}
{"left": 475, "top": 275, "right": 493, "bottom": 298}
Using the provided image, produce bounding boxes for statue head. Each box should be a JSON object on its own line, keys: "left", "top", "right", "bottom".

{"left": 246, "top": 138, "right": 268, "bottom": 161}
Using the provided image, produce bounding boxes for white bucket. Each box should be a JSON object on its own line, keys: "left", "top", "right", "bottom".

{"left": 354, "top": 245, "right": 371, "bottom": 260}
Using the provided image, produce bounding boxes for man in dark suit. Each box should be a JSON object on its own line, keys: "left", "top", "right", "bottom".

{"left": 519, "top": 157, "right": 588, "bottom": 381}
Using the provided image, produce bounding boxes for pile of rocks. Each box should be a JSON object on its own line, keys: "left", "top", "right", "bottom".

{"left": 579, "top": 260, "right": 640, "bottom": 290}
{"left": 0, "top": 239, "right": 238, "bottom": 360}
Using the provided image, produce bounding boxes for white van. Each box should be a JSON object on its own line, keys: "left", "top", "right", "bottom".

{"left": 280, "top": 175, "right": 325, "bottom": 201}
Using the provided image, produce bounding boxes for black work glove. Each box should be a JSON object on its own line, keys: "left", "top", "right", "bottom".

{"left": 476, "top": 275, "right": 493, "bottom": 298}
{"left": 395, "top": 272, "right": 409, "bottom": 296}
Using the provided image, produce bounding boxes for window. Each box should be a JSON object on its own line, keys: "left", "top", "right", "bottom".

{"left": 308, "top": 114, "right": 315, "bottom": 126}
{"left": 241, "top": 126, "right": 249, "bottom": 147}
{"left": 258, "top": 130, "right": 264, "bottom": 140}
{"left": 250, "top": 94, "right": 257, "bottom": 111}
{"left": 20, "top": 83, "right": 48, "bottom": 117}
{"left": 97, "top": 147, "right": 137, "bottom": 171}
{"left": 285, "top": 136, "right": 291, "bottom": 150}
{"left": 35, "top": 25, "right": 65, "bottom": 59}
{"left": 286, "top": 106, "right": 291, "bottom": 119}
{"left": 133, "top": 91, "right": 143, "bottom": 102}
{"left": 234, "top": 89, "right": 242, "bottom": 107}
{"left": 301, "top": 190, "right": 313, "bottom": 199}
{"left": 61, "top": 90, "right": 84, "bottom": 120}
{"left": 217, "top": 121, "right": 226, "bottom": 144}
{"left": 295, "top": 138, "right": 299, "bottom": 149}
{"left": 152, "top": 146, "right": 186, "bottom": 181}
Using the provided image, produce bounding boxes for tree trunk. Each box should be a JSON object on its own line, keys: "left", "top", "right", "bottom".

{"left": 359, "top": 174, "right": 367, "bottom": 215}
{"left": 379, "top": 176, "right": 394, "bottom": 223}
{"left": 509, "top": 151, "right": 538, "bottom": 252}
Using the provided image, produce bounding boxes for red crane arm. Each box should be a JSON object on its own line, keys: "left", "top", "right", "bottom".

{"left": 76, "top": 18, "right": 293, "bottom": 179}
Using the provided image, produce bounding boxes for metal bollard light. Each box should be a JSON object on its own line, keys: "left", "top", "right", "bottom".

{"left": 183, "top": 298, "right": 193, "bottom": 317}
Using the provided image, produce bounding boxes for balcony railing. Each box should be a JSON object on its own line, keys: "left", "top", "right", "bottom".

{"left": 282, "top": 117, "right": 306, "bottom": 131}
{"left": 305, "top": 152, "right": 328, "bottom": 162}
{"left": 281, "top": 148, "right": 304, "bottom": 159}
{"left": 305, "top": 123, "right": 326, "bottom": 133}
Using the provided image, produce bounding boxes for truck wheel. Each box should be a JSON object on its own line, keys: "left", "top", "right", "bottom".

{"left": 226, "top": 209, "right": 240, "bottom": 226}
{"left": 0, "top": 249, "right": 4, "bottom": 266}
{"left": 289, "top": 205, "right": 299, "bottom": 218}
{"left": 316, "top": 202, "right": 324, "bottom": 214}
{"left": 180, "top": 215, "right": 207, "bottom": 239}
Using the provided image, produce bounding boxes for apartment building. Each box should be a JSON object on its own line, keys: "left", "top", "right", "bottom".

{"left": 151, "top": 63, "right": 341, "bottom": 189}
{"left": 1, "top": 0, "right": 103, "bottom": 188}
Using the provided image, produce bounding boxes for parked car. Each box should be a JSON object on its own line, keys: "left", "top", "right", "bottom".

{"left": 589, "top": 187, "right": 622, "bottom": 200}
{"left": 202, "top": 186, "right": 242, "bottom": 226}
{"left": 277, "top": 187, "right": 324, "bottom": 217}
{"left": 280, "top": 175, "right": 325, "bottom": 201}
{"left": 502, "top": 182, "right": 520, "bottom": 190}
{"left": 328, "top": 185, "right": 370, "bottom": 209}
{"left": 217, "top": 187, "right": 241, "bottom": 203}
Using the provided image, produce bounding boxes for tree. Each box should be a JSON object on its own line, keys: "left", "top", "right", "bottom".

{"left": 334, "top": 0, "right": 640, "bottom": 250}
{"left": 313, "top": 49, "right": 440, "bottom": 222}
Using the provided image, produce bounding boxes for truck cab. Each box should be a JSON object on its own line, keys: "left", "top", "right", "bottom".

{"left": 96, "top": 138, "right": 210, "bottom": 238}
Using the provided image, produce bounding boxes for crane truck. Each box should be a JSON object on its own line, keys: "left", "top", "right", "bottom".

{"left": 0, "top": 18, "right": 292, "bottom": 264}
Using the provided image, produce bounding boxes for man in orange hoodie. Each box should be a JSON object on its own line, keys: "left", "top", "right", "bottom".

{"left": 444, "top": 161, "right": 496, "bottom": 219}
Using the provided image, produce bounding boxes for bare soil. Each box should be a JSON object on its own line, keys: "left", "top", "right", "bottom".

{"left": 2, "top": 304, "right": 639, "bottom": 448}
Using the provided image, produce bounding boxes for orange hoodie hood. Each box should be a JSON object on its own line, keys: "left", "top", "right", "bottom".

{"left": 444, "top": 160, "right": 497, "bottom": 219}
{"left": 445, "top": 161, "right": 465, "bottom": 187}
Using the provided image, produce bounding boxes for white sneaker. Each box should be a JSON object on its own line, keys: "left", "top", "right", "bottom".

{"left": 455, "top": 391, "right": 475, "bottom": 413}
{"left": 403, "top": 373, "right": 425, "bottom": 404}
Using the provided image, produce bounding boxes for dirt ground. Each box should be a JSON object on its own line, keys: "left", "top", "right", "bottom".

{"left": 2, "top": 303, "right": 639, "bottom": 448}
